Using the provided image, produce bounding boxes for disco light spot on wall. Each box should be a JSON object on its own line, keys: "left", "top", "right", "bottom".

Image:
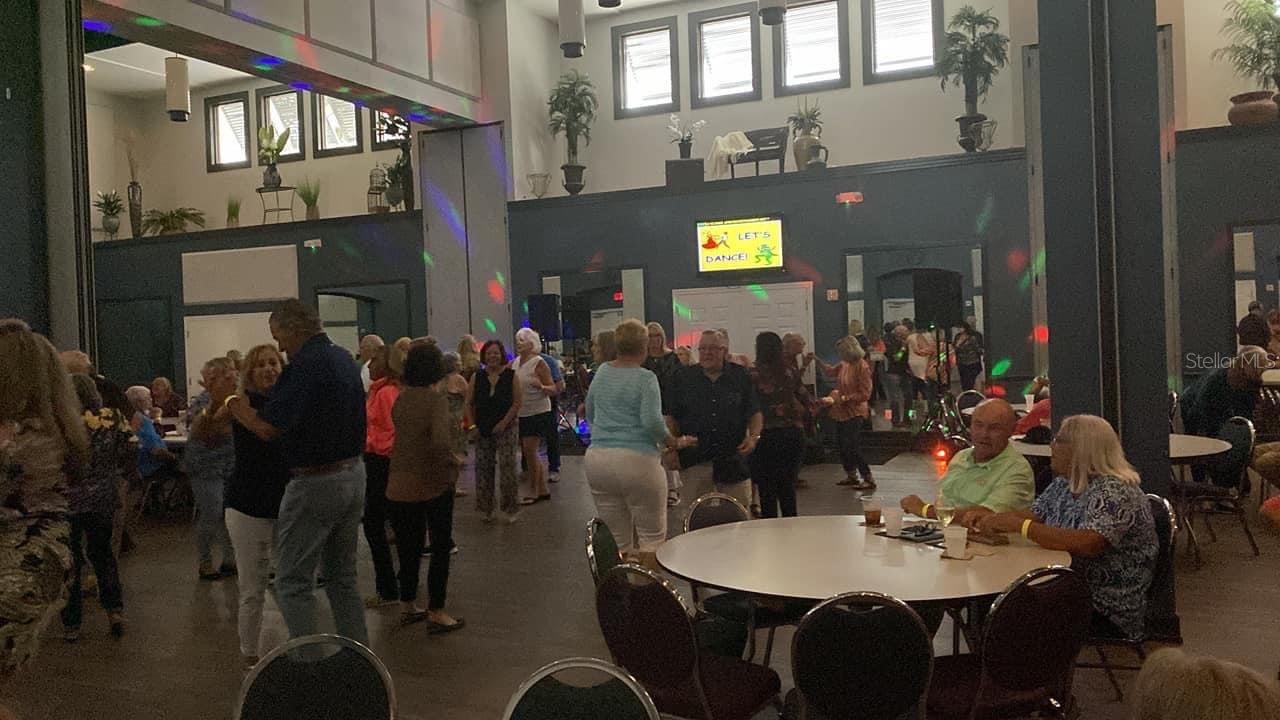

{"left": 484, "top": 318, "right": 497, "bottom": 333}
{"left": 83, "top": 19, "right": 112, "bottom": 32}
{"left": 133, "top": 16, "right": 165, "bottom": 27}
{"left": 672, "top": 300, "right": 693, "bottom": 320}
{"left": 495, "top": 271, "right": 506, "bottom": 287}
{"left": 290, "top": 82, "right": 312, "bottom": 91}
{"left": 1006, "top": 249, "right": 1028, "bottom": 274}
{"left": 422, "top": 251, "right": 435, "bottom": 268}
{"left": 255, "top": 55, "right": 284, "bottom": 68}
{"left": 522, "top": 300, "right": 529, "bottom": 314}
{"left": 783, "top": 256, "right": 824, "bottom": 285}
{"left": 424, "top": 181, "right": 467, "bottom": 248}
{"left": 584, "top": 250, "right": 605, "bottom": 273}
{"left": 747, "top": 284, "right": 769, "bottom": 301}
{"left": 336, "top": 86, "right": 351, "bottom": 94}
{"left": 409, "top": 113, "right": 427, "bottom": 123}
{"left": 337, "top": 241, "right": 361, "bottom": 260}
{"left": 1033, "top": 324, "right": 1049, "bottom": 344}
{"left": 1021, "top": 381, "right": 1036, "bottom": 396}
{"left": 975, "top": 193, "right": 995, "bottom": 236}
{"left": 487, "top": 279, "right": 505, "bottom": 304}
{"left": 989, "top": 358, "right": 1012, "bottom": 377}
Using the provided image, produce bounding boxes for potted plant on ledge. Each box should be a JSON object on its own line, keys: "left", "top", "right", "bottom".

{"left": 787, "top": 98, "right": 824, "bottom": 170}
{"left": 1214, "top": 0, "right": 1280, "bottom": 125}
{"left": 142, "top": 207, "right": 206, "bottom": 235}
{"left": 258, "top": 125, "right": 291, "bottom": 189}
{"left": 668, "top": 114, "right": 707, "bottom": 159}
{"left": 937, "top": 5, "right": 1010, "bottom": 152}
{"left": 298, "top": 178, "right": 321, "bottom": 221}
{"left": 226, "top": 197, "right": 241, "bottom": 228}
{"left": 94, "top": 190, "right": 123, "bottom": 238}
{"left": 548, "top": 70, "right": 598, "bottom": 195}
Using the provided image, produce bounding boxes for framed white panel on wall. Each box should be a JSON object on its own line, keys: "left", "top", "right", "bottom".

{"left": 310, "top": 0, "right": 373, "bottom": 58}
{"left": 1234, "top": 232, "right": 1256, "bottom": 273}
{"left": 227, "top": 0, "right": 306, "bottom": 34}
{"left": 181, "top": 245, "right": 299, "bottom": 305}
{"left": 429, "top": 0, "right": 482, "bottom": 96}
{"left": 846, "top": 299, "right": 864, "bottom": 329}
{"left": 621, "top": 268, "right": 645, "bottom": 322}
{"left": 1236, "top": 280, "right": 1258, "bottom": 326}
{"left": 375, "top": 0, "right": 431, "bottom": 79}
{"left": 845, "top": 254, "right": 863, "bottom": 294}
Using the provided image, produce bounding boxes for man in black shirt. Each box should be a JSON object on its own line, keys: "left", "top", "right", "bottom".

{"left": 665, "top": 330, "right": 763, "bottom": 508}
{"left": 229, "top": 300, "right": 368, "bottom": 644}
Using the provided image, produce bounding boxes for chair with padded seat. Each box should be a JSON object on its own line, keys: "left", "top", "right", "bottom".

{"left": 595, "top": 564, "right": 781, "bottom": 720}
{"left": 784, "top": 591, "right": 933, "bottom": 720}
{"left": 1174, "top": 416, "right": 1259, "bottom": 564}
{"left": 1076, "top": 494, "right": 1177, "bottom": 701}
{"left": 684, "top": 493, "right": 809, "bottom": 666}
{"left": 586, "top": 517, "right": 622, "bottom": 586}
{"left": 502, "top": 656, "right": 660, "bottom": 720}
{"left": 235, "top": 634, "right": 395, "bottom": 720}
{"left": 927, "top": 567, "right": 1091, "bottom": 720}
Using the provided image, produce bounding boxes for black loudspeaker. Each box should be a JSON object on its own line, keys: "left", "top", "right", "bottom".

{"left": 526, "top": 294, "right": 561, "bottom": 342}
{"left": 912, "top": 269, "right": 964, "bottom": 329}
{"left": 560, "top": 295, "right": 591, "bottom": 342}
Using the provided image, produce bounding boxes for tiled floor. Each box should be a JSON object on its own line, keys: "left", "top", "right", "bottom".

{"left": 5, "top": 451, "right": 1278, "bottom": 719}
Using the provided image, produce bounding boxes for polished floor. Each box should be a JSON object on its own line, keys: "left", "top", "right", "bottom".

{"left": 5, "top": 451, "right": 1278, "bottom": 720}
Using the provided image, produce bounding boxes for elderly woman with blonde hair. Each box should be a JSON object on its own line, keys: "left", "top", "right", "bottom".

{"left": 978, "top": 414, "right": 1157, "bottom": 640}
{"left": 1131, "top": 648, "right": 1280, "bottom": 720}
{"left": 0, "top": 319, "right": 89, "bottom": 672}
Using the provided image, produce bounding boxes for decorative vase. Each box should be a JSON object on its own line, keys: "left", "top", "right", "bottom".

{"left": 262, "top": 164, "right": 282, "bottom": 189}
{"left": 305, "top": 205, "right": 320, "bottom": 221}
{"left": 562, "top": 163, "right": 586, "bottom": 195}
{"left": 226, "top": 216, "right": 239, "bottom": 229}
{"left": 792, "top": 131, "right": 819, "bottom": 171}
{"left": 1227, "top": 91, "right": 1279, "bottom": 126}
{"left": 385, "top": 183, "right": 404, "bottom": 208}
{"left": 127, "top": 181, "right": 142, "bottom": 238}
{"left": 955, "top": 113, "right": 989, "bottom": 153}
{"left": 527, "top": 172, "right": 550, "bottom": 198}
{"left": 102, "top": 214, "right": 120, "bottom": 235}
{"left": 805, "top": 143, "right": 829, "bottom": 170}
{"left": 678, "top": 139, "right": 692, "bottom": 159}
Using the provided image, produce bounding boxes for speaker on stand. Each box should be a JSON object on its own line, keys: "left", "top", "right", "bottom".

{"left": 526, "top": 294, "right": 561, "bottom": 344}
{"left": 912, "top": 270, "right": 967, "bottom": 439}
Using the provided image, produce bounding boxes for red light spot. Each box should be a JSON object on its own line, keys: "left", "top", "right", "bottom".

{"left": 486, "top": 279, "right": 505, "bottom": 304}
{"left": 1006, "top": 249, "right": 1029, "bottom": 274}
{"left": 613, "top": 291, "right": 624, "bottom": 302}
{"left": 989, "top": 384, "right": 1008, "bottom": 397}
{"left": 1033, "top": 324, "right": 1049, "bottom": 344}
{"left": 835, "top": 191, "right": 864, "bottom": 205}
{"left": 934, "top": 447, "right": 949, "bottom": 460}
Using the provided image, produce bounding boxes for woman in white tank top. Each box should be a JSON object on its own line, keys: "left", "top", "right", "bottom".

{"left": 513, "top": 328, "right": 557, "bottom": 505}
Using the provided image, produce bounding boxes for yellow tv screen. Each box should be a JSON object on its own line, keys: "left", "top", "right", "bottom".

{"left": 697, "top": 216, "right": 784, "bottom": 273}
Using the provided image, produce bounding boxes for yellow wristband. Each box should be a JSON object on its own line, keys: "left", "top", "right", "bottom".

{"left": 222, "top": 395, "right": 236, "bottom": 408}
{"left": 920, "top": 503, "right": 932, "bottom": 518}
{"left": 1021, "top": 518, "right": 1033, "bottom": 539}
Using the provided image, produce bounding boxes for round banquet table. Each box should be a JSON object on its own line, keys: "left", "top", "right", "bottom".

{"left": 1011, "top": 433, "right": 1230, "bottom": 461}
{"left": 655, "top": 515, "right": 1069, "bottom": 603}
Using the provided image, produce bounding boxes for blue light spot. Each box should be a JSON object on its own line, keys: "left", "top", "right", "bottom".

{"left": 255, "top": 55, "right": 284, "bottom": 67}
{"left": 408, "top": 113, "right": 427, "bottom": 123}
{"left": 83, "top": 19, "right": 112, "bottom": 32}
{"left": 289, "top": 82, "right": 312, "bottom": 91}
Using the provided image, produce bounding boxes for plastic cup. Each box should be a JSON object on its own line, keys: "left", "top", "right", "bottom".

{"left": 943, "top": 526, "right": 968, "bottom": 559}
{"left": 862, "top": 496, "right": 882, "bottom": 526}
{"left": 883, "top": 507, "right": 904, "bottom": 537}
{"left": 1024, "top": 394, "right": 1036, "bottom": 410}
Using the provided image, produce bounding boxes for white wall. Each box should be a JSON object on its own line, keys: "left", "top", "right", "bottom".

{"left": 87, "top": 79, "right": 405, "bottom": 237}
{"left": 1183, "top": 0, "right": 1257, "bottom": 128}
{"left": 506, "top": 1, "right": 564, "bottom": 199}
{"left": 562, "top": 0, "right": 1015, "bottom": 195}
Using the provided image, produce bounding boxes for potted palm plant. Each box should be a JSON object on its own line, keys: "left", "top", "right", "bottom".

{"left": 548, "top": 70, "right": 598, "bottom": 195}
{"left": 94, "top": 190, "right": 123, "bottom": 237}
{"left": 378, "top": 114, "right": 416, "bottom": 210}
{"left": 937, "top": 6, "right": 1010, "bottom": 152}
{"left": 787, "top": 98, "right": 824, "bottom": 170}
{"left": 297, "top": 178, "right": 322, "bottom": 221}
{"left": 258, "top": 125, "right": 291, "bottom": 188}
{"left": 1214, "top": 0, "right": 1280, "bottom": 125}
{"left": 141, "top": 207, "right": 206, "bottom": 235}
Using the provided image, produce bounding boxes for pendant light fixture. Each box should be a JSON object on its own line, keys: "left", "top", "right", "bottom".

{"left": 759, "top": 0, "right": 786, "bottom": 26}
{"left": 599, "top": 0, "right": 620, "bottom": 8}
{"left": 559, "top": 0, "right": 586, "bottom": 58}
{"left": 165, "top": 56, "right": 190, "bottom": 122}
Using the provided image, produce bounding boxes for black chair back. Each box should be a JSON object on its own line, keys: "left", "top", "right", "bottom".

{"left": 235, "top": 634, "right": 394, "bottom": 720}
{"left": 683, "top": 492, "right": 749, "bottom": 533}
{"left": 1168, "top": 391, "right": 1179, "bottom": 433}
{"left": 1206, "top": 416, "right": 1255, "bottom": 491}
{"left": 1143, "top": 493, "right": 1177, "bottom": 635}
{"left": 586, "top": 517, "right": 622, "bottom": 586}
{"left": 980, "top": 567, "right": 1092, "bottom": 693}
{"left": 791, "top": 592, "right": 933, "bottom": 720}
{"left": 595, "top": 564, "right": 699, "bottom": 690}
{"left": 503, "top": 657, "right": 660, "bottom": 720}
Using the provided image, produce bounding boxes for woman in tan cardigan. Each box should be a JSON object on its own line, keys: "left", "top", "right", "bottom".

{"left": 387, "top": 343, "right": 465, "bottom": 632}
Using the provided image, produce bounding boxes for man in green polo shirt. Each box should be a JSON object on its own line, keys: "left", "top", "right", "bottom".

{"left": 901, "top": 399, "right": 1033, "bottom": 526}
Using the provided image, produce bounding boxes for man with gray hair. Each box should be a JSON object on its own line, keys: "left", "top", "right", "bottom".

{"left": 358, "top": 334, "right": 385, "bottom": 393}
{"left": 228, "top": 299, "right": 368, "bottom": 644}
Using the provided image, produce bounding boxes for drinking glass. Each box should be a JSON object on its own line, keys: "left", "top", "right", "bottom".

{"left": 935, "top": 494, "right": 957, "bottom": 528}
{"left": 862, "top": 496, "right": 883, "bottom": 526}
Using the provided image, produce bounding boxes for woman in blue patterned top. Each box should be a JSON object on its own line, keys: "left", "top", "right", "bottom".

{"left": 978, "top": 414, "right": 1157, "bottom": 640}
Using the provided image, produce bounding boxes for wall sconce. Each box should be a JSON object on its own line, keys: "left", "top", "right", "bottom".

{"left": 759, "top": 0, "right": 786, "bottom": 26}
{"left": 560, "top": 0, "right": 586, "bottom": 58}
{"left": 165, "top": 56, "right": 190, "bottom": 122}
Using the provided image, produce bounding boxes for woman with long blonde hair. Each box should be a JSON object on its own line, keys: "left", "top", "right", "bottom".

{"left": 456, "top": 335, "right": 481, "bottom": 382}
{"left": 0, "top": 319, "right": 89, "bottom": 672}
{"left": 1132, "top": 648, "right": 1280, "bottom": 720}
{"left": 978, "top": 414, "right": 1157, "bottom": 640}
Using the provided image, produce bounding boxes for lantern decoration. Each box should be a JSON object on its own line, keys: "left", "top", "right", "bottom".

{"left": 368, "top": 164, "right": 390, "bottom": 214}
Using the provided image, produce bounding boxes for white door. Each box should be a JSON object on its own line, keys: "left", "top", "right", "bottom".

{"left": 183, "top": 312, "right": 274, "bottom": 401}
{"left": 671, "top": 281, "right": 814, "bottom": 363}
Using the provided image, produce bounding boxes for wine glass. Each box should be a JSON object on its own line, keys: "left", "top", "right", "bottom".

{"left": 935, "top": 494, "right": 957, "bottom": 528}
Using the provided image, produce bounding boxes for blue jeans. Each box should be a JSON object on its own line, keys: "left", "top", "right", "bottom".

{"left": 191, "top": 474, "right": 233, "bottom": 569}
{"left": 274, "top": 460, "right": 368, "bottom": 645}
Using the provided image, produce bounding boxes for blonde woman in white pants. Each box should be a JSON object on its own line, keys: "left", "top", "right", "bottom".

{"left": 585, "top": 320, "right": 694, "bottom": 554}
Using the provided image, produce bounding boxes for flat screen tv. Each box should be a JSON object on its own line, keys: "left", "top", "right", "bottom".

{"left": 696, "top": 215, "right": 784, "bottom": 273}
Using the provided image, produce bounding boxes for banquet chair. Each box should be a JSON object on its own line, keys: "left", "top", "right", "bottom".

{"left": 595, "top": 564, "right": 781, "bottom": 720}
{"left": 234, "top": 634, "right": 395, "bottom": 720}
{"left": 586, "top": 517, "right": 623, "bottom": 586}
{"left": 926, "top": 567, "right": 1091, "bottom": 720}
{"left": 784, "top": 592, "right": 933, "bottom": 720}
{"left": 956, "top": 391, "right": 986, "bottom": 430}
{"left": 684, "top": 493, "right": 808, "bottom": 666}
{"left": 1174, "top": 416, "right": 1259, "bottom": 564}
{"left": 1076, "top": 494, "right": 1178, "bottom": 701}
{"left": 502, "top": 657, "right": 660, "bottom": 720}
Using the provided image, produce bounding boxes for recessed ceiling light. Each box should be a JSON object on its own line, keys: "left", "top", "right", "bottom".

{"left": 82, "top": 63, "right": 95, "bottom": 72}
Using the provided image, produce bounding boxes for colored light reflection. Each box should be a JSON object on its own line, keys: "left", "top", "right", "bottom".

{"left": 989, "top": 384, "right": 1008, "bottom": 397}
{"left": 290, "top": 81, "right": 312, "bottom": 91}
{"left": 336, "top": 86, "right": 351, "bottom": 94}
{"left": 1006, "top": 249, "right": 1028, "bottom": 274}
{"left": 1033, "top": 324, "right": 1049, "bottom": 344}
{"left": 486, "top": 279, "right": 505, "bottom": 304}
{"left": 990, "top": 358, "right": 1012, "bottom": 377}
{"left": 747, "top": 284, "right": 769, "bottom": 300}
{"left": 522, "top": 300, "right": 529, "bottom": 314}
{"left": 255, "top": 55, "right": 284, "bottom": 67}
{"left": 484, "top": 318, "right": 497, "bottom": 333}
{"left": 134, "top": 16, "right": 165, "bottom": 27}
{"left": 422, "top": 251, "right": 435, "bottom": 268}
{"left": 495, "top": 271, "right": 506, "bottom": 287}
{"left": 975, "top": 193, "right": 995, "bottom": 236}
{"left": 673, "top": 300, "right": 693, "bottom": 320}
{"left": 83, "top": 19, "right": 112, "bottom": 32}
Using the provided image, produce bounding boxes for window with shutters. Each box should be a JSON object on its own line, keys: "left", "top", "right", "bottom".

{"left": 773, "top": 0, "right": 850, "bottom": 96}
{"left": 691, "top": 5, "right": 761, "bottom": 107}
{"left": 313, "top": 93, "right": 364, "bottom": 158}
{"left": 255, "top": 86, "right": 305, "bottom": 164}
{"left": 611, "top": 17, "right": 680, "bottom": 119}
{"left": 205, "top": 91, "right": 251, "bottom": 172}
{"left": 862, "top": 0, "right": 943, "bottom": 84}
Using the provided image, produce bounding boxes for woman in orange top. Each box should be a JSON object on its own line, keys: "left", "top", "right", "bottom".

{"left": 362, "top": 343, "right": 404, "bottom": 607}
{"left": 823, "top": 337, "right": 875, "bottom": 490}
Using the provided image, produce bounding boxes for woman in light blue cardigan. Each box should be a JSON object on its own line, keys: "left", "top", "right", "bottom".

{"left": 585, "top": 320, "right": 693, "bottom": 554}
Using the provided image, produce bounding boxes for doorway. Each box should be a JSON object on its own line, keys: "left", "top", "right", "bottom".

{"left": 671, "top": 281, "right": 814, "bottom": 361}
{"left": 182, "top": 312, "right": 274, "bottom": 400}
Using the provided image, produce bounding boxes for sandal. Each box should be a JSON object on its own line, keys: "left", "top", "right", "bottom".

{"left": 400, "top": 610, "right": 429, "bottom": 626}
{"left": 428, "top": 617, "right": 467, "bottom": 635}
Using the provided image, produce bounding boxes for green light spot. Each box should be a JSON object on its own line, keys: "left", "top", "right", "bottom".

{"left": 975, "top": 194, "right": 995, "bottom": 235}
{"left": 747, "top": 284, "right": 768, "bottom": 301}
{"left": 1021, "top": 381, "right": 1036, "bottom": 395}
{"left": 672, "top": 300, "right": 693, "bottom": 320}
{"left": 133, "top": 16, "right": 165, "bottom": 27}
{"left": 253, "top": 63, "right": 275, "bottom": 72}
{"left": 990, "top": 358, "right": 1012, "bottom": 378}
{"left": 422, "top": 251, "right": 435, "bottom": 268}
{"left": 484, "top": 318, "right": 497, "bottom": 333}
{"left": 521, "top": 300, "right": 529, "bottom": 314}
{"left": 496, "top": 271, "right": 506, "bottom": 287}
{"left": 1018, "top": 272, "right": 1032, "bottom": 293}
{"left": 336, "top": 86, "right": 351, "bottom": 93}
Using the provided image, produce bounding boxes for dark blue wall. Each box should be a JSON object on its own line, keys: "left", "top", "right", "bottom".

{"left": 93, "top": 211, "right": 426, "bottom": 389}
{"left": 509, "top": 149, "right": 1035, "bottom": 380}
{"left": 0, "top": 0, "right": 48, "bottom": 330}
